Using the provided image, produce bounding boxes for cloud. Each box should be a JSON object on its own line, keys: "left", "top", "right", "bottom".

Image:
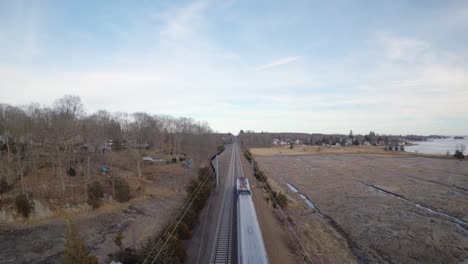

{"left": 0, "top": 1, "right": 467, "bottom": 135}
{"left": 380, "top": 35, "right": 430, "bottom": 61}
{"left": 255, "top": 56, "right": 300, "bottom": 71}
{"left": 0, "top": 1, "right": 44, "bottom": 61}
{"left": 159, "top": 1, "right": 208, "bottom": 42}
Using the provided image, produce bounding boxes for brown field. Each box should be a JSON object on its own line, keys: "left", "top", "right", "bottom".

{"left": 251, "top": 144, "right": 448, "bottom": 158}
{"left": 255, "top": 152, "right": 468, "bottom": 263}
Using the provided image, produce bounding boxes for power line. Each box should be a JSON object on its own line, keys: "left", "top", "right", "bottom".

{"left": 195, "top": 180, "right": 214, "bottom": 264}
{"left": 141, "top": 167, "right": 214, "bottom": 264}
{"left": 149, "top": 172, "right": 212, "bottom": 264}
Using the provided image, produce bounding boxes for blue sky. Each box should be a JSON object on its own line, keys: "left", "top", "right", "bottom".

{"left": 1, "top": 0, "right": 467, "bottom": 135}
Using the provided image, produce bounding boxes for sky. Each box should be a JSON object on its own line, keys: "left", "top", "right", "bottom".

{"left": 1, "top": 0, "right": 467, "bottom": 135}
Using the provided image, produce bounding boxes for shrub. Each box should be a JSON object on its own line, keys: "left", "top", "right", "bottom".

{"left": 175, "top": 237, "right": 187, "bottom": 262}
{"left": 181, "top": 208, "right": 198, "bottom": 229}
{"left": 134, "top": 166, "right": 212, "bottom": 264}
{"left": 0, "top": 177, "right": 9, "bottom": 194}
{"left": 254, "top": 169, "right": 267, "bottom": 182}
{"left": 186, "top": 178, "right": 199, "bottom": 195}
{"left": 87, "top": 181, "right": 104, "bottom": 209}
{"left": 15, "top": 194, "right": 34, "bottom": 218}
{"left": 270, "top": 191, "right": 288, "bottom": 209}
{"left": 454, "top": 150, "right": 465, "bottom": 159}
{"left": 176, "top": 222, "right": 192, "bottom": 240}
{"left": 171, "top": 157, "right": 177, "bottom": 163}
{"left": 63, "top": 218, "right": 98, "bottom": 264}
{"left": 243, "top": 151, "right": 252, "bottom": 161}
{"left": 110, "top": 248, "right": 139, "bottom": 264}
{"left": 67, "top": 167, "right": 76, "bottom": 177}
{"left": 114, "top": 231, "right": 124, "bottom": 248}
{"left": 115, "top": 179, "right": 130, "bottom": 202}
{"left": 139, "top": 234, "right": 183, "bottom": 264}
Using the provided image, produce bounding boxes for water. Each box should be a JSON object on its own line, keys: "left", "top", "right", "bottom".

{"left": 286, "top": 183, "right": 298, "bottom": 193}
{"left": 282, "top": 179, "right": 318, "bottom": 210}
{"left": 405, "top": 136, "right": 468, "bottom": 155}
{"left": 363, "top": 181, "right": 468, "bottom": 232}
{"left": 299, "top": 194, "right": 317, "bottom": 209}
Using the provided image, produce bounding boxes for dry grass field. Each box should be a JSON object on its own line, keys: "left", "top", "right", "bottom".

{"left": 251, "top": 144, "right": 448, "bottom": 158}
{"left": 255, "top": 152, "right": 468, "bottom": 263}
{"left": 0, "top": 158, "right": 195, "bottom": 263}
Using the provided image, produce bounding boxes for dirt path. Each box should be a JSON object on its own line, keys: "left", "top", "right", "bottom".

{"left": 239, "top": 150, "right": 298, "bottom": 264}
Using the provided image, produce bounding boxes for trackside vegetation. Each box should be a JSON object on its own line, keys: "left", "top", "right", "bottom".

{"left": 243, "top": 149, "right": 288, "bottom": 209}
{"left": 109, "top": 166, "right": 214, "bottom": 264}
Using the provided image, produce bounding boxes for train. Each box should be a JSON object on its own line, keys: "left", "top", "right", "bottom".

{"left": 236, "top": 177, "right": 269, "bottom": 264}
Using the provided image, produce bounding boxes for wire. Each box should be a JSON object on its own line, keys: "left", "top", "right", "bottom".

{"left": 195, "top": 181, "right": 214, "bottom": 264}
{"left": 149, "top": 172, "right": 212, "bottom": 264}
{"left": 141, "top": 167, "right": 214, "bottom": 264}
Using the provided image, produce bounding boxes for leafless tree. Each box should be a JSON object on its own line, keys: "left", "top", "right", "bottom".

{"left": 1, "top": 94, "right": 224, "bottom": 208}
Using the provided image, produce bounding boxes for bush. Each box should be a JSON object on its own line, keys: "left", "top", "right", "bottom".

{"left": 0, "top": 177, "right": 9, "bottom": 194}
{"left": 171, "top": 157, "right": 177, "bottom": 163}
{"left": 63, "top": 218, "right": 98, "bottom": 264}
{"left": 175, "top": 237, "right": 187, "bottom": 262}
{"left": 254, "top": 169, "right": 267, "bottom": 182}
{"left": 15, "top": 194, "right": 34, "bottom": 218}
{"left": 139, "top": 234, "right": 183, "bottom": 264}
{"left": 454, "top": 150, "right": 465, "bottom": 159}
{"left": 114, "top": 231, "right": 124, "bottom": 248}
{"left": 181, "top": 207, "right": 198, "bottom": 229}
{"left": 115, "top": 179, "right": 130, "bottom": 202}
{"left": 176, "top": 222, "right": 192, "bottom": 240}
{"left": 132, "top": 166, "right": 212, "bottom": 264}
{"left": 67, "top": 167, "right": 76, "bottom": 177}
{"left": 243, "top": 151, "right": 252, "bottom": 161}
{"left": 110, "top": 248, "right": 139, "bottom": 264}
{"left": 87, "top": 181, "right": 104, "bottom": 209}
{"left": 276, "top": 192, "right": 288, "bottom": 209}
{"left": 198, "top": 167, "right": 211, "bottom": 180}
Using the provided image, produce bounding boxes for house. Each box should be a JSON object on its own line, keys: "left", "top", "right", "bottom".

{"left": 128, "top": 143, "right": 150, "bottom": 149}
{"left": 98, "top": 140, "right": 113, "bottom": 153}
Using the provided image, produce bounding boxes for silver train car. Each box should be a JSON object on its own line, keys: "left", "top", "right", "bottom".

{"left": 236, "top": 177, "right": 269, "bottom": 264}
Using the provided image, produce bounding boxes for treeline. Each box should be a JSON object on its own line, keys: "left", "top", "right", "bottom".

{"left": 239, "top": 130, "right": 411, "bottom": 148}
{"left": 0, "top": 95, "right": 222, "bottom": 211}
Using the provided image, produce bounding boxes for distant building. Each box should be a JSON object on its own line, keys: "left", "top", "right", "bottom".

{"left": 99, "top": 140, "right": 113, "bottom": 153}
{"left": 128, "top": 143, "right": 150, "bottom": 149}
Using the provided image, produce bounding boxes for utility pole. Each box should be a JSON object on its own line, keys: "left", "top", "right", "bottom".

{"left": 251, "top": 152, "right": 254, "bottom": 176}
{"left": 216, "top": 154, "right": 219, "bottom": 188}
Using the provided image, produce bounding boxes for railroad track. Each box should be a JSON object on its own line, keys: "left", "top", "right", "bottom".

{"left": 209, "top": 141, "right": 238, "bottom": 264}
{"left": 209, "top": 196, "right": 234, "bottom": 264}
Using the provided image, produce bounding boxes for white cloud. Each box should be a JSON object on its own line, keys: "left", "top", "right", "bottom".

{"left": 379, "top": 34, "right": 430, "bottom": 61}
{"left": 255, "top": 56, "right": 300, "bottom": 71}
{"left": 0, "top": 1, "right": 467, "bottom": 135}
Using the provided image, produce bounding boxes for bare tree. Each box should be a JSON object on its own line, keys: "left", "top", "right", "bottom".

{"left": 1, "top": 94, "right": 223, "bottom": 210}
